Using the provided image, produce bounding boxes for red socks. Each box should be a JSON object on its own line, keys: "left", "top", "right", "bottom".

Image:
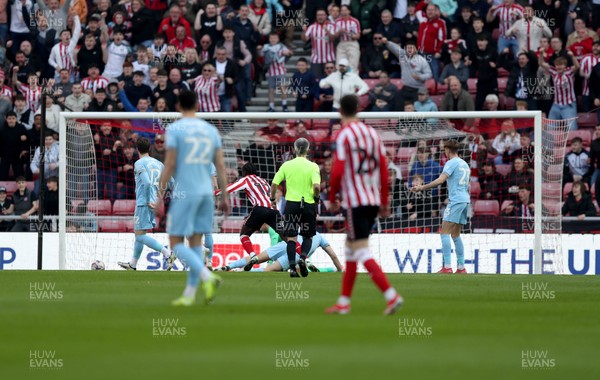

{"left": 240, "top": 236, "right": 254, "bottom": 256}
{"left": 363, "top": 258, "right": 392, "bottom": 293}
{"left": 341, "top": 261, "right": 358, "bottom": 297}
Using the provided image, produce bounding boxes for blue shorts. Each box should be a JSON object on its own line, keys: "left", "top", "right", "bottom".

{"left": 276, "top": 253, "right": 301, "bottom": 272}
{"left": 443, "top": 202, "right": 470, "bottom": 225}
{"left": 134, "top": 206, "right": 156, "bottom": 231}
{"left": 167, "top": 195, "right": 214, "bottom": 237}
{"left": 266, "top": 243, "right": 287, "bottom": 261}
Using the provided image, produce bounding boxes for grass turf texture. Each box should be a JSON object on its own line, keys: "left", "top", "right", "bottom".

{"left": 1, "top": 272, "right": 599, "bottom": 380}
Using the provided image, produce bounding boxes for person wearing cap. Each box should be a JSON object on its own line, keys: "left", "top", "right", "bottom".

{"left": 0, "top": 186, "right": 15, "bottom": 232}
{"left": 382, "top": 37, "right": 432, "bottom": 108}
{"left": 367, "top": 71, "right": 397, "bottom": 111}
{"left": 318, "top": 58, "right": 369, "bottom": 111}
{"left": 0, "top": 69, "right": 13, "bottom": 99}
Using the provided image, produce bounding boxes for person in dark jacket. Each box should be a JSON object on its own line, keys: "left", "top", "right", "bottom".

{"left": 564, "top": 137, "right": 594, "bottom": 185}
{"left": 590, "top": 124, "right": 600, "bottom": 204}
{"left": 86, "top": 88, "right": 116, "bottom": 112}
{"left": 291, "top": 58, "right": 316, "bottom": 112}
{"left": 504, "top": 158, "right": 533, "bottom": 201}
{"left": 151, "top": 69, "right": 177, "bottom": 110}
{"left": 94, "top": 124, "right": 121, "bottom": 200}
{"left": 129, "top": 0, "right": 157, "bottom": 48}
{"left": 399, "top": 2, "right": 420, "bottom": 45}
{"left": 125, "top": 71, "right": 153, "bottom": 107}
{"left": 478, "top": 160, "right": 504, "bottom": 200}
{"left": 209, "top": 46, "right": 239, "bottom": 112}
{"left": 562, "top": 181, "right": 597, "bottom": 218}
{"left": 466, "top": 34, "right": 498, "bottom": 110}
{"left": 0, "top": 112, "right": 29, "bottom": 180}
{"left": 360, "top": 32, "right": 397, "bottom": 79}
{"left": 502, "top": 50, "right": 539, "bottom": 111}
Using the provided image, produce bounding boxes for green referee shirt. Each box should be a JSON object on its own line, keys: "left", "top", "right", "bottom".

{"left": 272, "top": 157, "right": 321, "bottom": 204}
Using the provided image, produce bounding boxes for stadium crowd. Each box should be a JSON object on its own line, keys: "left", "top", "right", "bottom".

{"left": 1, "top": 0, "right": 600, "bottom": 232}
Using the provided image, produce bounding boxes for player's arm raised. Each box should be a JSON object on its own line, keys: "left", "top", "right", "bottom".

{"left": 214, "top": 148, "right": 231, "bottom": 216}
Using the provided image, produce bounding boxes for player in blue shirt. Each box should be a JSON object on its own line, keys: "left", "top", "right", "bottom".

{"left": 118, "top": 138, "right": 176, "bottom": 271}
{"left": 203, "top": 163, "right": 218, "bottom": 270}
{"left": 219, "top": 232, "right": 343, "bottom": 272}
{"left": 158, "top": 90, "right": 230, "bottom": 306}
{"left": 412, "top": 140, "right": 470, "bottom": 274}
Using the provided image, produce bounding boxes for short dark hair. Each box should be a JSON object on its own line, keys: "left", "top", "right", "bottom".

{"left": 15, "top": 176, "right": 26, "bottom": 183}
{"left": 47, "top": 176, "right": 58, "bottom": 184}
{"left": 571, "top": 137, "right": 583, "bottom": 144}
{"left": 405, "top": 39, "right": 417, "bottom": 47}
{"left": 555, "top": 57, "right": 567, "bottom": 66}
{"left": 95, "top": 88, "right": 106, "bottom": 94}
{"left": 136, "top": 137, "right": 151, "bottom": 154}
{"left": 445, "top": 140, "right": 460, "bottom": 154}
{"left": 339, "top": 94, "right": 359, "bottom": 117}
{"left": 6, "top": 111, "right": 17, "bottom": 118}
{"left": 476, "top": 34, "right": 488, "bottom": 41}
{"left": 241, "top": 162, "right": 257, "bottom": 177}
{"left": 157, "top": 69, "right": 168, "bottom": 76}
{"left": 177, "top": 90, "right": 197, "bottom": 111}
{"left": 297, "top": 57, "right": 308, "bottom": 64}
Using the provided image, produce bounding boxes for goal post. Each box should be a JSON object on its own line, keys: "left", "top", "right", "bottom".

{"left": 59, "top": 110, "right": 564, "bottom": 274}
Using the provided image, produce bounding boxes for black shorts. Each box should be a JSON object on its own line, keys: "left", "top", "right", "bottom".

{"left": 283, "top": 200, "right": 317, "bottom": 238}
{"left": 346, "top": 206, "right": 379, "bottom": 241}
{"left": 243, "top": 206, "right": 281, "bottom": 233}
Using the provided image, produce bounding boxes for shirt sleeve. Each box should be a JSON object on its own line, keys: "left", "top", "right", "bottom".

{"left": 311, "top": 162, "right": 321, "bottom": 185}
{"left": 165, "top": 127, "right": 177, "bottom": 150}
{"left": 442, "top": 160, "right": 455, "bottom": 177}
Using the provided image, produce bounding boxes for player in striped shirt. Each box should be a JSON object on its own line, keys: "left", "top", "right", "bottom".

{"left": 260, "top": 32, "right": 292, "bottom": 112}
{"left": 80, "top": 64, "right": 110, "bottom": 94}
{"left": 48, "top": 15, "right": 81, "bottom": 81}
{"left": 486, "top": 0, "right": 523, "bottom": 59}
{"left": 302, "top": 8, "right": 337, "bottom": 79}
{"left": 215, "top": 162, "right": 283, "bottom": 269}
{"left": 579, "top": 41, "right": 600, "bottom": 112}
{"left": 539, "top": 50, "right": 580, "bottom": 130}
{"left": 326, "top": 95, "right": 403, "bottom": 315}
{"left": 189, "top": 63, "right": 221, "bottom": 112}
{"left": 333, "top": 5, "right": 361, "bottom": 73}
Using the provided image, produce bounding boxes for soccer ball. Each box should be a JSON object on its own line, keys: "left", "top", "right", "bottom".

{"left": 91, "top": 260, "right": 105, "bottom": 270}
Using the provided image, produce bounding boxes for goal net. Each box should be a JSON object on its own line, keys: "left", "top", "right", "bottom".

{"left": 58, "top": 111, "right": 572, "bottom": 274}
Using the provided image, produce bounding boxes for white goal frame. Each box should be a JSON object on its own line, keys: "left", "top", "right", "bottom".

{"left": 59, "top": 111, "right": 544, "bottom": 272}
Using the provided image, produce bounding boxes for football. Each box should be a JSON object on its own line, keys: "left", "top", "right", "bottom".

{"left": 91, "top": 260, "right": 105, "bottom": 270}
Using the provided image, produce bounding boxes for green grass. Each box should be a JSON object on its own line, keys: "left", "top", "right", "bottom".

{"left": 1, "top": 272, "right": 599, "bottom": 380}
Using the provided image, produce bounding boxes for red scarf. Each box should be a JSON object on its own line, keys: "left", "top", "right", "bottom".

{"left": 250, "top": 4, "right": 266, "bottom": 16}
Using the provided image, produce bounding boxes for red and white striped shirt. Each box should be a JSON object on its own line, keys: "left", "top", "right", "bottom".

{"left": 580, "top": 54, "right": 600, "bottom": 96}
{"left": 17, "top": 84, "right": 42, "bottom": 110}
{"left": 194, "top": 76, "right": 220, "bottom": 112}
{"left": 261, "top": 43, "right": 290, "bottom": 77}
{"left": 55, "top": 43, "right": 75, "bottom": 73}
{"left": 80, "top": 76, "right": 110, "bottom": 93}
{"left": 334, "top": 16, "right": 361, "bottom": 43}
{"left": 329, "top": 121, "right": 389, "bottom": 208}
{"left": 492, "top": 3, "right": 523, "bottom": 39}
{"left": 548, "top": 66, "right": 576, "bottom": 105}
{"left": 305, "top": 22, "right": 336, "bottom": 64}
{"left": 216, "top": 174, "right": 272, "bottom": 208}
{"left": 1, "top": 85, "right": 12, "bottom": 98}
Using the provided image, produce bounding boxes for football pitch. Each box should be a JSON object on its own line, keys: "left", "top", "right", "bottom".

{"left": 1, "top": 272, "right": 599, "bottom": 380}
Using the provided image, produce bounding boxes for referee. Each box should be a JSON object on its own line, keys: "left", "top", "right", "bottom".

{"left": 271, "top": 138, "right": 321, "bottom": 278}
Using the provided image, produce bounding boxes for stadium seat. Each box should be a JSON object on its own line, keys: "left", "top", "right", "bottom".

{"left": 98, "top": 220, "right": 128, "bottom": 232}
{"left": 364, "top": 79, "right": 378, "bottom": 89}
{"left": 568, "top": 129, "right": 592, "bottom": 147}
{"left": 542, "top": 182, "right": 562, "bottom": 198}
{"left": 563, "top": 182, "right": 573, "bottom": 198}
{"left": 473, "top": 200, "right": 500, "bottom": 216}
{"left": 497, "top": 77, "right": 508, "bottom": 93}
{"left": 425, "top": 79, "right": 436, "bottom": 95}
{"left": 430, "top": 95, "right": 445, "bottom": 107}
{"left": 221, "top": 219, "right": 245, "bottom": 233}
{"left": 495, "top": 164, "right": 511, "bottom": 177}
{"left": 546, "top": 164, "right": 563, "bottom": 179}
{"left": 0, "top": 181, "right": 18, "bottom": 195}
{"left": 402, "top": 227, "right": 423, "bottom": 233}
{"left": 112, "top": 200, "right": 136, "bottom": 216}
{"left": 396, "top": 147, "right": 417, "bottom": 163}
{"left": 469, "top": 181, "right": 481, "bottom": 198}
{"left": 87, "top": 200, "right": 112, "bottom": 215}
{"left": 307, "top": 129, "right": 329, "bottom": 142}
{"left": 70, "top": 199, "right": 84, "bottom": 213}
{"left": 577, "top": 113, "right": 597, "bottom": 129}
{"left": 358, "top": 94, "right": 370, "bottom": 111}
{"left": 467, "top": 78, "right": 477, "bottom": 95}
{"left": 497, "top": 68, "right": 509, "bottom": 77}
{"left": 312, "top": 119, "right": 330, "bottom": 130}
{"left": 436, "top": 82, "right": 448, "bottom": 95}
{"left": 390, "top": 79, "right": 403, "bottom": 89}
{"left": 545, "top": 201, "right": 562, "bottom": 216}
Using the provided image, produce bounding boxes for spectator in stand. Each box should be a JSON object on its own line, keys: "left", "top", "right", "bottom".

{"left": 291, "top": 58, "right": 316, "bottom": 112}
{"left": 439, "top": 48, "right": 469, "bottom": 90}
{"left": 158, "top": 4, "right": 192, "bottom": 42}
{"left": 11, "top": 70, "right": 45, "bottom": 111}
{"left": 569, "top": 28, "right": 594, "bottom": 60}
{"left": 35, "top": 96, "right": 61, "bottom": 136}
{"left": 562, "top": 1, "right": 591, "bottom": 40}
{"left": 564, "top": 137, "right": 593, "bottom": 185}
{"left": 440, "top": 76, "right": 475, "bottom": 129}
{"left": 416, "top": 3, "right": 446, "bottom": 82}
{"left": 408, "top": 147, "right": 442, "bottom": 195}
{"left": 320, "top": 195, "right": 346, "bottom": 233}
{"left": 103, "top": 28, "right": 132, "bottom": 80}
{"left": 197, "top": 35, "right": 214, "bottom": 64}
{"left": 42, "top": 176, "right": 59, "bottom": 230}
{"left": 149, "top": 133, "right": 166, "bottom": 162}
{"left": 503, "top": 133, "right": 534, "bottom": 168}
{"left": 27, "top": 115, "right": 43, "bottom": 149}
{"left": 400, "top": 2, "right": 420, "bottom": 45}
{"left": 562, "top": 181, "right": 597, "bottom": 219}
{"left": 361, "top": 32, "right": 396, "bottom": 79}
{"left": 168, "top": 67, "right": 191, "bottom": 95}
{"left": 10, "top": 176, "right": 38, "bottom": 232}
{"left": 454, "top": 5, "right": 475, "bottom": 38}
{"left": 539, "top": 52, "right": 580, "bottom": 130}
{"left": 315, "top": 62, "right": 336, "bottom": 112}
{"left": 0, "top": 70, "right": 13, "bottom": 99}
{"left": 302, "top": 8, "right": 337, "bottom": 80}
{"left": 566, "top": 19, "right": 599, "bottom": 49}
{"left": 590, "top": 125, "right": 600, "bottom": 204}
{"left": 210, "top": 46, "right": 238, "bottom": 112}
{"left": 116, "top": 143, "right": 139, "bottom": 200}
{"left": 189, "top": 62, "right": 221, "bottom": 112}
{"left": 502, "top": 184, "right": 534, "bottom": 218}
{"left": 579, "top": 41, "right": 600, "bottom": 112}
{"left": 35, "top": 0, "right": 71, "bottom": 34}
{"left": 48, "top": 15, "right": 81, "bottom": 81}
{"left": 0, "top": 111, "right": 29, "bottom": 180}
{"left": 52, "top": 70, "right": 74, "bottom": 103}
{"left": 218, "top": 26, "right": 252, "bottom": 112}
{"left": 351, "top": 0, "right": 380, "bottom": 45}
{"left": 466, "top": 34, "right": 499, "bottom": 110}
{"left": 504, "top": 158, "right": 533, "bottom": 200}
{"left": 478, "top": 160, "right": 504, "bottom": 200}
{"left": 65, "top": 83, "right": 91, "bottom": 112}
{"left": 125, "top": 71, "right": 153, "bottom": 107}
{"left": 401, "top": 174, "right": 436, "bottom": 226}
{"left": 235, "top": 137, "right": 277, "bottom": 182}
{"left": 8, "top": 0, "right": 33, "bottom": 55}
{"left": 77, "top": 34, "right": 107, "bottom": 80}
{"left": 151, "top": 69, "right": 176, "bottom": 110}
{"left": 260, "top": 32, "right": 292, "bottom": 112}
{"left": 441, "top": 27, "right": 468, "bottom": 65}
{"left": 548, "top": 37, "right": 575, "bottom": 67}
{"left": 502, "top": 51, "right": 539, "bottom": 111}
{"left": 230, "top": 5, "right": 261, "bottom": 100}
{"left": 118, "top": 62, "right": 135, "bottom": 88}
{"left": 486, "top": 0, "right": 523, "bottom": 59}
{"left": 248, "top": 0, "right": 272, "bottom": 41}
{"left": 376, "top": 9, "right": 401, "bottom": 44}
{"left": 368, "top": 71, "right": 397, "bottom": 112}
{"left": 170, "top": 25, "right": 196, "bottom": 53}
{"left": 129, "top": 0, "right": 156, "bottom": 49}
{"left": 94, "top": 124, "right": 120, "bottom": 200}
{"left": 491, "top": 120, "right": 521, "bottom": 165}
{"left": 477, "top": 94, "right": 502, "bottom": 138}
{"left": 535, "top": 0, "right": 561, "bottom": 34}
{"left": 505, "top": 5, "right": 552, "bottom": 54}
{"left": 383, "top": 37, "right": 432, "bottom": 108}
{"left": 414, "top": 88, "right": 439, "bottom": 124}
{"left": 318, "top": 58, "right": 369, "bottom": 111}
{"left": 257, "top": 118, "right": 283, "bottom": 142}
{"left": 86, "top": 88, "right": 115, "bottom": 112}
{"left": 0, "top": 186, "right": 15, "bottom": 232}
{"left": 194, "top": 3, "right": 224, "bottom": 44}
{"left": 13, "top": 95, "right": 33, "bottom": 130}
{"left": 149, "top": 33, "right": 167, "bottom": 63}
{"left": 30, "top": 131, "right": 59, "bottom": 191}
{"left": 333, "top": 5, "right": 361, "bottom": 73}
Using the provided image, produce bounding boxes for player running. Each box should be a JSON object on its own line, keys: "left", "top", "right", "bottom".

{"left": 411, "top": 140, "right": 470, "bottom": 274}
{"left": 326, "top": 95, "right": 403, "bottom": 315}
{"left": 215, "top": 162, "right": 284, "bottom": 270}
{"left": 220, "top": 232, "right": 343, "bottom": 273}
{"left": 118, "top": 138, "right": 176, "bottom": 271}
{"left": 158, "top": 90, "right": 230, "bottom": 306}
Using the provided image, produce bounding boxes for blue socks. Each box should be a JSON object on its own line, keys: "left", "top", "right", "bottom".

{"left": 174, "top": 243, "right": 201, "bottom": 287}
{"left": 453, "top": 236, "right": 465, "bottom": 269}
{"left": 441, "top": 234, "right": 452, "bottom": 268}
{"left": 136, "top": 234, "right": 164, "bottom": 252}
{"left": 205, "top": 233, "right": 214, "bottom": 262}
{"left": 228, "top": 257, "right": 249, "bottom": 270}
{"left": 133, "top": 240, "right": 144, "bottom": 260}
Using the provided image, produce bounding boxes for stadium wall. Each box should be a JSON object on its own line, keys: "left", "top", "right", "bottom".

{"left": 1, "top": 233, "right": 599, "bottom": 274}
